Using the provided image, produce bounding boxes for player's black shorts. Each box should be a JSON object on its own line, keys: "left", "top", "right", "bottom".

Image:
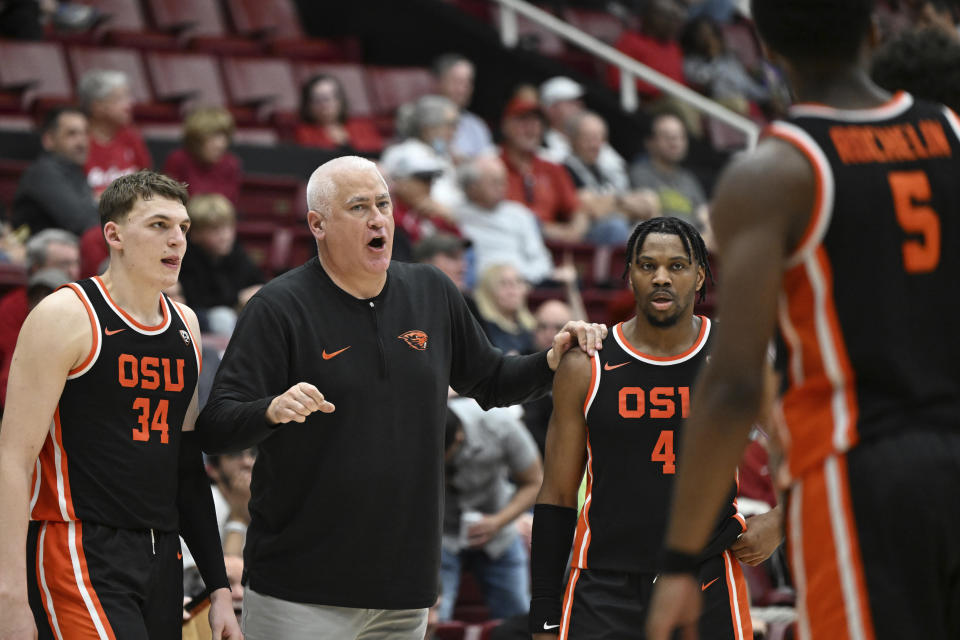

{"left": 26, "top": 520, "right": 183, "bottom": 640}
{"left": 558, "top": 551, "right": 752, "bottom": 640}
{"left": 787, "top": 428, "right": 960, "bottom": 640}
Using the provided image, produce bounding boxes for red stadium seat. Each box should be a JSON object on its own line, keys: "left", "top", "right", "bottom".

{"left": 366, "top": 66, "right": 435, "bottom": 116}
{"left": 0, "top": 41, "right": 72, "bottom": 111}
{"left": 224, "top": 0, "right": 304, "bottom": 39}
{"left": 221, "top": 57, "right": 299, "bottom": 119}
{"left": 145, "top": 51, "right": 227, "bottom": 110}
{"left": 451, "top": 573, "right": 491, "bottom": 623}
{"left": 79, "top": 0, "right": 147, "bottom": 31}
{"left": 288, "top": 226, "right": 318, "bottom": 270}
{"left": 144, "top": 0, "right": 227, "bottom": 36}
{"left": 237, "top": 174, "right": 303, "bottom": 223}
{"left": 235, "top": 221, "right": 291, "bottom": 277}
{"left": 433, "top": 621, "right": 467, "bottom": 640}
{"left": 80, "top": 0, "right": 179, "bottom": 51}
{"left": 294, "top": 62, "right": 376, "bottom": 118}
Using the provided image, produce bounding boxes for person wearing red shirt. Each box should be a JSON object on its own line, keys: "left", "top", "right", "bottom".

{"left": 607, "top": 0, "right": 688, "bottom": 101}
{"left": 79, "top": 70, "right": 152, "bottom": 198}
{"left": 499, "top": 97, "right": 586, "bottom": 243}
{"left": 295, "top": 74, "right": 384, "bottom": 154}
{"left": 163, "top": 107, "right": 242, "bottom": 205}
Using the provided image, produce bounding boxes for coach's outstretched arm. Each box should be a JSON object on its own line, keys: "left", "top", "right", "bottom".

{"left": 197, "top": 297, "right": 333, "bottom": 454}
{"left": 445, "top": 273, "right": 605, "bottom": 409}
{"left": 0, "top": 291, "right": 88, "bottom": 640}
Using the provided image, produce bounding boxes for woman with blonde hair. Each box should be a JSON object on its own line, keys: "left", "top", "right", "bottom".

{"left": 474, "top": 263, "right": 536, "bottom": 355}
{"left": 163, "top": 107, "right": 242, "bottom": 204}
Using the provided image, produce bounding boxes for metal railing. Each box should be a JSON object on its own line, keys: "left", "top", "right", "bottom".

{"left": 493, "top": 0, "right": 760, "bottom": 149}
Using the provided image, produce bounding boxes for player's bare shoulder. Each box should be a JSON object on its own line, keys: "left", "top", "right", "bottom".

{"left": 553, "top": 347, "right": 595, "bottom": 398}
{"left": 17, "top": 286, "right": 94, "bottom": 373}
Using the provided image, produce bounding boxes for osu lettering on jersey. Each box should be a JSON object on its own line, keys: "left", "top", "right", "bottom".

{"left": 30, "top": 277, "right": 200, "bottom": 531}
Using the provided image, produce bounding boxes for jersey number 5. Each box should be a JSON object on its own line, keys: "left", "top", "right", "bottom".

{"left": 132, "top": 397, "right": 170, "bottom": 443}
{"left": 888, "top": 171, "right": 940, "bottom": 273}
{"left": 651, "top": 430, "right": 676, "bottom": 474}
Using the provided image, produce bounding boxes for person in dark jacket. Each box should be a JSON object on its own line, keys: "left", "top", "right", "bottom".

{"left": 196, "top": 156, "right": 605, "bottom": 640}
{"left": 12, "top": 106, "right": 99, "bottom": 236}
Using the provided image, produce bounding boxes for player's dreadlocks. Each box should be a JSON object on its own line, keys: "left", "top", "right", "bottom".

{"left": 622, "top": 217, "right": 713, "bottom": 303}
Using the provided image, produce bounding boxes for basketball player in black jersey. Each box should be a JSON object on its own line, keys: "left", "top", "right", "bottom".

{"left": 648, "top": 2, "right": 960, "bottom": 640}
{"left": 0, "top": 172, "right": 242, "bottom": 639}
{"left": 529, "top": 218, "right": 778, "bottom": 640}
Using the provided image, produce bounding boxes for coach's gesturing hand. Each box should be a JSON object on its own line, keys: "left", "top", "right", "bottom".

{"left": 266, "top": 382, "right": 335, "bottom": 425}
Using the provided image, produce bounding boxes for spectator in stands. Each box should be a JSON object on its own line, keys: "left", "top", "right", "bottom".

{"left": 457, "top": 154, "right": 554, "bottom": 285}
{"left": 163, "top": 107, "right": 242, "bottom": 205}
{"left": 432, "top": 53, "right": 494, "bottom": 161}
{"left": 0, "top": 267, "right": 71, "bottom": 408}
{"left": 439, "top": 397, "right": 542, "bottom": 622}
{"left": 78, "top": 69, "right": 151, "bottom": 198}
{"left": 0, "top": 230, "right": 79, "bottom": 408}
{"left": 382, "top": 144, "right": 463, "bottom": 262}
{"left": 564, "top": 111, "right": 661, "bottom": 245}
{"left": 295, "top": 74, "right": 384, "bottom": 154}
{"left": 680, "top": 16, "right": 771, "bottom": 114}
{"left": 412, "top": 233, "right": 480, "bottom": 320}
{"left": 522, "top": 299, "right": 576, "bottom": 458}
{"left": 474, "top": 263, "right": 536, "bottom": 355}
{"left": 538, "top": 76, "right": 628, "bottom": 186}
{"left": 629, "top": 111, "right": 708, "bottom": 231}
{"left": 178, "top": 194, "right": 264, "bottom": 336}
{"left": 383, "top": 94, "right": 464, "bottom": 209}
{"left": 499, "top": 96, "right": 587, "bottom": 243}
{"left": 872, "top": 26, "right": 960, "bottom": 111}
{"left": 608, "top": 0, "right": 688, "bottom": 101}
{"left": 0, "top": 221, "right": 26, "bottom": 266}
{"left": 11, "top": 106, "right": 98, "bottom": 236}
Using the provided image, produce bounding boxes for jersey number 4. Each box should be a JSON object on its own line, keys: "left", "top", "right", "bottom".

{"left": 889, "top": 170, "right": 941, "bottom": 273}
{"left": 132, "top": 397, "right": 169, "bottom": 443}
{"left": 651, "top": 430, "right": 676, "bottom": 474}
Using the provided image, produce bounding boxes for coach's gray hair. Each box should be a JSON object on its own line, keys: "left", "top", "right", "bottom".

{"left": 25, "top": 229, "right": 78, "bottom": 271}
{"left": 396, "top": 95, "right": 457, "bottom": 140}
{"left": 77, "top": 70, "right": 129, "bottom": 113}
{"left": 306, "top": 156, "right": 385, "bottom": 215}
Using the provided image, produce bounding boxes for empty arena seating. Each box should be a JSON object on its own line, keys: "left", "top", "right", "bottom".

{"left": 0, "top": 41, "right": 72, "bottom": 112}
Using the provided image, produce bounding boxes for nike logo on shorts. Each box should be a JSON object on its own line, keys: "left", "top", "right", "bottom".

{"left": 543, "top": 622, "right": 560, "bottom": 630}
{"left": 701, "top": 577, "right": 719, "bottom": 591}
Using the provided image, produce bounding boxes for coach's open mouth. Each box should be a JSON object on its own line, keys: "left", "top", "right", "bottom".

{"left": 368, "top": 237, "right": 386, "bottom": 249}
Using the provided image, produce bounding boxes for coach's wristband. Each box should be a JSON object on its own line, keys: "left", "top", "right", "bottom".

{"left": 529, "top": 596, "right": 563, "bottom": 635}
{"left": 659, "top": 548, "right": 701, "bottom": 576}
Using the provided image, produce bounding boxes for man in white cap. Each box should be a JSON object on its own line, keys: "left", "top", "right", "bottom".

{"left": 538, "top": 76, "right": 628, "bottom": 188}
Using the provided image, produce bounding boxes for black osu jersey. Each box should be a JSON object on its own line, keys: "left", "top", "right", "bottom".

{"left": 574, "top": 317, "right": 743, "bottom": 573}
{"left": 30, "top": 277, "right": 200, "bottom": 531}
{"left": 768, "top": 92, "right": 960, "bottom": 479}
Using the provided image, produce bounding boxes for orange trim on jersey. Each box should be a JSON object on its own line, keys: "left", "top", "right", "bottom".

{"left": 558, "top": 567, "right": 581, "bottom": 640}
{"left": 64, "top": 283, "right": 99, "bottom": 377}
{"left": 614, "top": 316, "right": 708, "bottom": 362}
{"left": 53, "top": 410, "right": 77, "bottom": 521}
{"left": 791, "top": 90, "right": 907, "bottom": 114}
{"left": 722, "top": 550, "right": 753, "bottom": 640}
{"left": 172, "top": 301, "right": 203, "bottom": 373}
{"left": 93, "top": 276, "right": 169, "bottom": 331}
{"left": 37, "top": 521, "right": 117, "bottom": 640}
{"left": 764, "top": 126, "right": 827, "bottom": 263}
{"left": 582, "top": 355, "right": 597, "bottom": 415}
{"left": 780, "top": 248, "right": 860, "bottom": 479}
{"left": 790, "top": 459, "right": 875, "bottom": 640}
{"left": 571, "top": 435, "right": 595, "bottom": 569}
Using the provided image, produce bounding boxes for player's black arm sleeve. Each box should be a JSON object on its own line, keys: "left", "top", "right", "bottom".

{"left": 528, "top": 503, "right": 578, "bottom": 634}
{"left": 196, "top": 297, "right": 287, "bottom": 454}
{"left": 446, "top": 278, "right": 554, "bottom": 408}
{"left": 177, "top": 431, "right": 229, "bottom": 592}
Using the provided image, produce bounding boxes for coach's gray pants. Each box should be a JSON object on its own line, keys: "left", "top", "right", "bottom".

{"left": 242, "top": 587, "right": 429, "bottom": 640}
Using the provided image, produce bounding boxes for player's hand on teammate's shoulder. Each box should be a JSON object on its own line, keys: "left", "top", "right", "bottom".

{"left": 731, "top": 505, "right": 784, "bottom": 566}
{"left": 266, "top": 382, "right": 335, "bottom": 425}
{"left": 546, "top": 320, "right": 607, "bottom": 371}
